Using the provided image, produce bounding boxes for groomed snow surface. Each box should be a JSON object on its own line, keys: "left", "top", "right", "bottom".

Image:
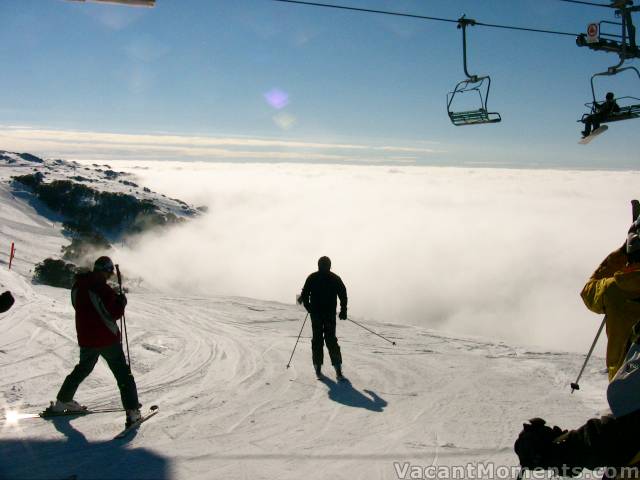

{"left": 0, "top": 157, "right": 609, "bottom": 480}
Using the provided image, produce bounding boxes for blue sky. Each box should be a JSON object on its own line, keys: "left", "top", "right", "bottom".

{"left": 0, "top": 0, "right": 638, "bottom": 168}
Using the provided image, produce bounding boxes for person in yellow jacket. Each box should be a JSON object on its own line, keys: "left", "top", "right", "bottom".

{"left": 581, "top": 215, "right": 640, "bottom": 380}
{"left": 514, "top": 215, "right": 640, "bottom": 479}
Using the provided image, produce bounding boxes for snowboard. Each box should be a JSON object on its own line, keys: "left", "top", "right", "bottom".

{"left": 114, "top": 405, "right": 159, "bottom": 439}
{"left": 579, "top": 125, "right": 608, "bottom": 144}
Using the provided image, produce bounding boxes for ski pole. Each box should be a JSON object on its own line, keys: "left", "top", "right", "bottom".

{"left": 571, "top": 315, "right": 606, "bottom": 393}
{"left": 346, "top": 317, "right": 396, "bottom": 345}
{"left": 286, "top": 313, "right": 308, "bottom": 369}
{"left": 115, "top": 265, "right": 131, "bottom": 367}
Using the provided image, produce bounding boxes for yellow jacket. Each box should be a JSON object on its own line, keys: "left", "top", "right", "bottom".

{"left": 581, "top": 246, "right": 640, "bottom": 380}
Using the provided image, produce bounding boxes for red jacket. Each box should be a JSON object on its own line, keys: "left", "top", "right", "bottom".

{"left": 71, "top": 272, "right": 124, "bottom": 348}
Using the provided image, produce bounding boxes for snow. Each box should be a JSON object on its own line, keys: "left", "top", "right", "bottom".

{"left": 0, "top": 154, "right": 611, "bottom": 479}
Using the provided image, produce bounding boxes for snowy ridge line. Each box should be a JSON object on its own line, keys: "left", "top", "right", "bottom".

{"left": 1, "top": 150, "right": 200, "bottom": 224}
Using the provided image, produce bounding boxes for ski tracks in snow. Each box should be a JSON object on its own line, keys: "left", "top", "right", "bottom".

{"left": 1, "top": 289, "right": 609, "bottom": 480}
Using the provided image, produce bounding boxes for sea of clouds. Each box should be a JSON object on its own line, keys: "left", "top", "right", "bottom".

{"left": 111, "top": 161, "right": 638, "bottom": 353}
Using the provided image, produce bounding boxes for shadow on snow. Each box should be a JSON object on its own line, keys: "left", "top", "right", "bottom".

{"left": 318, "top": 377, "right": 387, "bottom": 412}
{"left": 0, "top": 416, "right": 170, "bottom": 479}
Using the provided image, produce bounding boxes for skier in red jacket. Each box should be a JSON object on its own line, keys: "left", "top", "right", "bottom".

{"left": 50, "top": 256, "right": 141, "bottom": 427}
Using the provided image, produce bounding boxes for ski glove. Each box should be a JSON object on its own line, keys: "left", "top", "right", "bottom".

{"left": 0, "top": 291, "right": 14, "bottom": 313}
{"left": 117, "top": 293, "right": 128, "bottom": 308}
{"left": 514, "top": 418, "right": 582, "bottom": 478}
{"left": 339, "top": 309, "right": 347, "bottom": 320}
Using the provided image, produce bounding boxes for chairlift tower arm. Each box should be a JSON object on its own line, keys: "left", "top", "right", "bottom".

{"left": 576, "top": 0, "right": 640, "bottom": 60}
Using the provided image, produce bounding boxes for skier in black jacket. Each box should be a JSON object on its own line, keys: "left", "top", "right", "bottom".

{"left": 298, "top": 256, "right": 348, "bottom": 380}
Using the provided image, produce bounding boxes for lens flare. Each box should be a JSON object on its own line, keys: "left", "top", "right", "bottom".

{"left": 273, "top": 113, "right": 296, "bottom": 130}
{"left": 6, "top": 410, "right": 20, "bottom": 425}
{"left": 263, "top": 88, "right": 289, "bottom": 110}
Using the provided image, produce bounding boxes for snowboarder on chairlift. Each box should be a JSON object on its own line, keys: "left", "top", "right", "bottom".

{"left": 581, "top": 91, "right": 621, "bottom": 138}
{"left": 50, "top": 256, "right": 141, "bottom": 427}
{"left": 298, "top": 256, "right": 348, "bottom": 380}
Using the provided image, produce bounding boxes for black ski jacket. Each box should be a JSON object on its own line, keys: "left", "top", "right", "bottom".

{"left": 300, "top": 271, "right": 347, "bottom": 315}
{"left": 595, "top": 99, "right": 621, "bottom": 117}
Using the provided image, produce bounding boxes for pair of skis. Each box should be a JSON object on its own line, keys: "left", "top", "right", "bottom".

{"left": 38, "top": 404, "right": 159, "bottom": 439}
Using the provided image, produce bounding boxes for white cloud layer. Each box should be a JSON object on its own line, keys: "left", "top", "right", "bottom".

{"left": 0, "top": 126, "right": 441, "bottom": 164}
{"left": 106, "top": 161, "right": 639, "bottom": 354}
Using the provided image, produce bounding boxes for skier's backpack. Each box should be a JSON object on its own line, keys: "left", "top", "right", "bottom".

{"left": 607, "top": 320, "right": 640, "bottom": 418}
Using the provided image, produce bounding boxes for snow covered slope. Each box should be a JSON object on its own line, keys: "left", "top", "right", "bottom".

{"left": 0, "top": 154, "right": 610, "bottom": 480}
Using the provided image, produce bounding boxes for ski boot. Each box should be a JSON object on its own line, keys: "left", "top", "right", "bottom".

{"left": 49, "top": 399, "right": 86, "bottom": 413}
{"left": 314, "top": 364, "right": 322, "bottom": 379}
{"left": 335, "top": 364, "right": 345, "bottom": 382}
{"left": 125, "top": 409, "right": 142, "bottom": 428}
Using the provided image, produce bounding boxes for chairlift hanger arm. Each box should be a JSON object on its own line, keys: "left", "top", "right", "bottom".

{"left": 590, "top": 65, "right": 640, "bottom": 99}
{"left": 580, "top": 66, "right": 640, "bottom": 124}
{"left": 458, "top": 16, "right": 479, "bottom": 81}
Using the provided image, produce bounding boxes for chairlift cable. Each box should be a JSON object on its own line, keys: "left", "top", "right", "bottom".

{"left": 270, "top": 0, "right": 581, "bottom": 37}
{"left": 473, "top": 21, "right": 578, "bottom": 37}
{"left": 270, "top": 0, "right": 640, "bottom": 128}
{"left": 556, "top": 0, "right": 614, "bottom": 8}
{"left": 270, "top": 0, "right": 459, "bottom": 24}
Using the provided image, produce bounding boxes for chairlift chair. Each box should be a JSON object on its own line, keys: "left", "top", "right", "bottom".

{"left": 446, "top": 16, "right": 501, "bottom": 126}
{"left": 447, "top": 76, "right": 501, "bottom": 126}
{"left": 579, "top": 62, "right": 640, "bottom": 125}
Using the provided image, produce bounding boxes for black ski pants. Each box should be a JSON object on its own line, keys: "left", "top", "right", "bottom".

{"left": 310, "top": 312, "right": 342, "bottom": 367}
{"left": 57, "top": 343, "right": 139, "bottom": 410}
{"left": 583, "top": 112, "right": 606, "bottom": 136}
